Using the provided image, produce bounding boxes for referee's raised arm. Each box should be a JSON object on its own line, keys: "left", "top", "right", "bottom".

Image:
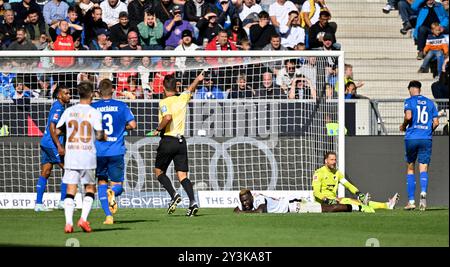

{"left": 186, "top": 71, "right": 205, "bottom": 93}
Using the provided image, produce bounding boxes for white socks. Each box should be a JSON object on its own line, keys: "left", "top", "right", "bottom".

{"left": 81, "top": 196, "right": 94, "bottom": 221}
{"left": 64, "top": 198, "right": 75, "bottom": 225}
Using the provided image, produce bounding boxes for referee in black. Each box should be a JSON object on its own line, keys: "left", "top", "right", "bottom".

{"left": 150, "top": 71, "right": 204, "bottom": 216}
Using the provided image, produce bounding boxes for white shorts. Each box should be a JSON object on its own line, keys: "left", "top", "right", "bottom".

{"left": 288, "top": 201, "right": 322, "bottom": 213}
{"left": 63, "top": 169, "right": 96, "bottom": 185}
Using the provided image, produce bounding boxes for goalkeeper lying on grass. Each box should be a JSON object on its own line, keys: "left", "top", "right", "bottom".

{"left": 234, "top": 189, "right": 370, "bottom": 214}
{"left": 313, "top": 152, "right": 399, "bottom": 212}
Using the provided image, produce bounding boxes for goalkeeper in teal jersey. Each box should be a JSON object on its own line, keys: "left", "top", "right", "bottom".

{"left": 312, "top": 152, "right": 399, "bottom": 212}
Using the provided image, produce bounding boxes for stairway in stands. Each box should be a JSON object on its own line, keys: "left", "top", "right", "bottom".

{"left": 327, "top": 0, "right": 443, "bottom": 133}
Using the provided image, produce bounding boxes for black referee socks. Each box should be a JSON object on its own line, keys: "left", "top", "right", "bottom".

{"left": 157, "top": 173, "right": 177, "bottom": 199}
{"left": 181, "top": 178, "right": 196, "bottom": 206}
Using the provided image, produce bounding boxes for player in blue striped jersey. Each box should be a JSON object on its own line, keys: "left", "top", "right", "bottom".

{"left": 35, "top": 85, "right": 71, "bottom": 212}
{"left": 400, "top": 81, "right": 439, "bottom": 211}
{"left": 92, "top": 79, "right": 136, "bottom": 224}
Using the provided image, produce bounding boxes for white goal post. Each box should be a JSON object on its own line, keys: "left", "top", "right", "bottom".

{"left": 0, "top": 50, "right": 345, "bottom": 209}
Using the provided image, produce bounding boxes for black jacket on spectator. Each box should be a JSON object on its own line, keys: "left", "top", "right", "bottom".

{"left": 128, "top": 0, "right": 153, "bottom": 28}
{"left": 249, "top": 24, "right": 277, "bottom": 50}
{"left": 25, "top": 20, "right": 49, "bottom": 41}
{"left": 82, "top": 10, "right": 109, "bottom": 46}
{"left": 184, "top": 0, "right": 213, "bottom": 23}
{"left": 308, "top": 22, "right": 336, "bottom": 49}
{"left": 196, "top": 17, "right": 222, "bottom": 45}
{"left": 0, "top": 20, "right": 19, "bottom": 48}
{"left": 110, "top": 22, "right": 131, "bottom": 49}
{"left": 11, "top": 0, "right": 43, "bottom": 26}
{"left": 154, "top": 0, "right": 174, "bottom": 26}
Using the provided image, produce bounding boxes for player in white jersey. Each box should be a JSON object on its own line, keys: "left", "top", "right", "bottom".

{"left": 56, "top": 82, "right": 107, "bottom": 233}
{"left": 234, "top": 189, "right": 364, "bottom": 214}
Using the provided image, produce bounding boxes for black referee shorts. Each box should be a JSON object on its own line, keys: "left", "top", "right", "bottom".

{"left": 154, "top": 136, "right": 189, "bottom": 172}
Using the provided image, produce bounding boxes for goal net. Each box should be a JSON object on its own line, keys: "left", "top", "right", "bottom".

{"left": 0, "top": 50, "right": 345, "bottom": 209}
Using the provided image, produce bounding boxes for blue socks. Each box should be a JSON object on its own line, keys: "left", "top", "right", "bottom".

{"left": 60, "top": 182, "right": 67, "bottom": 201}
{"left": 420, "top": 172, "right": 428, "bottom": 195}
{"left": 111, "top": 184, "right": 123, "bottom": 197}
{"left": 36, "top": 176, "right": 47, "bottom": 204}
{"left": 98, "top": 184, "right": 112, "bottom": 216}
{"left": 406, "top": 174, "right": 416, "bottom": 202}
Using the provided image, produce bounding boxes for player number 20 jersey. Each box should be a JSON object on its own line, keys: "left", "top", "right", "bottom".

{"left": 56, "top": 104, "right": 103, "bottom": 169}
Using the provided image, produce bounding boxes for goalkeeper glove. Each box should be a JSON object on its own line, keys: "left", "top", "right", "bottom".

{"left": 356, "top": 192, "right": 370, "bottom": 205}
{"left": 323, "top": 198, "right": 338, "bottom": 205}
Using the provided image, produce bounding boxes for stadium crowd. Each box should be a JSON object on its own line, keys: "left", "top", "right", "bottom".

{"left": 0, "top": 0, "right": 352, "bottom": 100}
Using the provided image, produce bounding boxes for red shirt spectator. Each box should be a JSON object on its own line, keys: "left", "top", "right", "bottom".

{"left": 205, "top": 30, "right": 241, "bottom": 66}
{"left": 113, "top": 57, "right": 138, "bottom": 97}
{"left": 151, "top": 58, "right": 176, "bottom": 95}
{"left": 51, "top": 21, "right": 75, "bottom": 68}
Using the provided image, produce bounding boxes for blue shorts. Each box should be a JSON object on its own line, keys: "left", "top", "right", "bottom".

{"left": 405, "top": 139, "right": 432, "bottom": 164}
{"left": 40, "top": 146, "right": 63, "bottom": 165}
{"left": 96, "top": 155, "right": 125, "bottom": 183}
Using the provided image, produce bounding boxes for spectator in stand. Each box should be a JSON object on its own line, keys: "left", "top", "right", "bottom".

{"left": 288, "top": 73, "right": 316, "bottom": 99}
{"left": 78, "top": 0, "right": 97, "bottom": 17}
{"left": 382, "top": 0, "right": 399, "bottom": 14}
{"left": 237, "top": 0, "right": 262, "bottom": 25}
{"left": 49, "top": 20, "right": 77, "bottom": 68}
{"left": 0, "top": 65, "right": 16, "bottom": 100}
{"left": 262, "top": 34, "right": 287, "bottom": 50}
{"left": 89, "top": 27, "right": 113, "bottom": 50}
{"left": 154, "top": 0, "right": 175, "bottom": 26}
{"left": 194, "top": 71, "right": 226, "bottom": 99}
{"left": 213, "top": 0, "right": 238, "bottom": 30}
{"left": 82, "top": 6, "right": 108, "bottom": 45}
{"left": 345, "top": 81, "right": 369, "bottom": 99}
{"left": 43, "top": 0, "right": 69, "bottom": 25}
{"left": 121, "top": 30, "right": 143, "bottom": 50}
{"left": 344, "top": 63, "right": 364, "bottom": 90}
{"left": 228, "top": 73, "right": 254, "bottom": 98}
{"left": 138, "top": 10, "right": 164, "bottom": 50}
{"left": 110, "top": 11, "right": 130, "bottom": 49}
{"left": 113, "top": 56, "right": 139, "bottom": 98}
{"left": 11, "top": 0, "right": 43, "bottom": 26}
{"left": 151, "top": 56, "right": 177, "bottom": 99}
{"left": 418, "top": 22, "right": 448, "bottom": 75}
{"left": 276, "top": 59, "right": 298, "bottom": 96}
{"left": 255, "top": 71, "right": 283, "bottom": 99}
{"left": 100, "top": 0, "right": 128, "bottom": 28}
{"left": 185, "top": 0, "right": 214, "bottom": 40}
{"left": 24, "top": 9, "right": 49, "bottom": 48}
{"left": 6, "top": 27, "right": 37, "bottom": 50}
{"left": 205, "top": 29, "right": 239, "bottom": 66}
{"left": 175, "top": 29, "right": 198, "bottom": 69}
{"left": 269, "top": 0, "right": 297, "bottom": 31}
{"left": 98, "top": 56, "right": 118, "bottom": 82}
{"left": 301, "top": 0, "right": 329, "bottom": 29}
{"left": 0, "top": 0, "right": 11, "bottom": 23}
{"left": 65, "top": 6, "right": 84, "bottom": 44}
{"left": 0, "top": 9, "right": 19, "bottom": 48}
{"left": 196, "top": 11, "right": 222, "bottom": 46}
{"left": 128, "top": 0, "right": 153, "bottom": 29}
{"left": 398, "top": 0, "right": 417, "bottom": 35}
{"left": 279, "top": 9, "right": 305, "bottom": 49}
{"left": 308, "top": 10, "right": 338, "bottom": 50}
{"left": 431, "top": 56, "right": 449, "bottom": 114}
{"left": 227, "top": 17, "right": 248, "bottom": 47}
{"left": 163, "top": 5, "right": 194, "bottom": 49}
{"left": 137, "top": 56, "right": 152, "bottom": 98}
{"left": 412, "top": 0, "right": 449, "bottom": 60}
{"left": 250, "top": 11, "right": 277, "bottom": 50}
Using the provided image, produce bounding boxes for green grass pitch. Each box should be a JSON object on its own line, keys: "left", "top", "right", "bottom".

{"left": 0, "top": 208, "right": 448, "bottom": 247}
